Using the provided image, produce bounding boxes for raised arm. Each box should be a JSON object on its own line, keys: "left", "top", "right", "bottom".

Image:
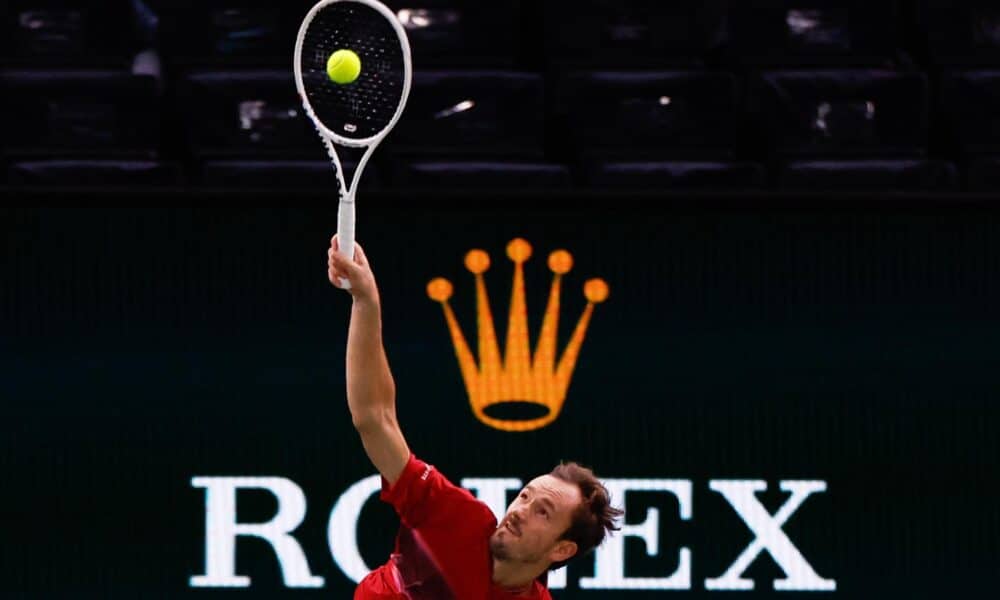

{"left": 328, "top": 236, "right": 410, "bottom": 485}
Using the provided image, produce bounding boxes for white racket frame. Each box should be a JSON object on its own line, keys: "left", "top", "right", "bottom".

{"left": 294, "top": 0, "right": 412, "bottom": 288}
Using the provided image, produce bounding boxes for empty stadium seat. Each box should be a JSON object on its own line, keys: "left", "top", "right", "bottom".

{"left": 391, "top": 70, "right": 544, "bottom": 157}
{"left": 543, "top": 0, "right": 726, "bottom": 67}
{"left": 0, "top": 68, "right": 160, "bottom": 156}
{"left": 920, "top": 0, "right": 1000, "bottom": 66}
{"left": 0, "top": 0, "right": 139, "bottom": 66}
{"left": 178, "top": 69, "right": 314, "bottom": 158}
{"left": 726, "top": 0, "right": 901, "bottom": 66}
{"left": 383, "top": 0, "right": 517, "bottom": 67}
{"left": 155, "top": 0, "right": 314, "bottom": 66}
{"left": 939, "top": 69, "right": 1000, "bottom": 155}
{"left": 746, "top": 69, "right": 928, "bottom": 157}
{"left": 551, "top": 70, "right": 738, "bottom": 159}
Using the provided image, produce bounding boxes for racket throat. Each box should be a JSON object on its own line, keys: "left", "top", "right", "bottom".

{"left": 329, "top": 143, "right": 368, "bottom": 195}
{"left": 338, "top": 187, "right": 357, "bottom": 204}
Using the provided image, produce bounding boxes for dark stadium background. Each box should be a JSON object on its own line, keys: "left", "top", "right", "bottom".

{"left": 3, "top": 1, "right": 1000, "bottom": 598}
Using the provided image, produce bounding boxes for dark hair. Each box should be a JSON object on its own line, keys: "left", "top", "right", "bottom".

{"left": 548, "top": 462, "right": 624, "bottom": 571}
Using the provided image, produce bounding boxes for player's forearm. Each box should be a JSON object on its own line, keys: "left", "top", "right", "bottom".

{"left": 345, "top": 296, "right": 397, "bottom": 429}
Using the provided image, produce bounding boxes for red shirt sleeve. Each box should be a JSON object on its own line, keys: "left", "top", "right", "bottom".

{"left": 381, "top": 454, "right": 495, "bottom": 532}
{"left": 379, "top": 454, "right": 499, "bottom": 598}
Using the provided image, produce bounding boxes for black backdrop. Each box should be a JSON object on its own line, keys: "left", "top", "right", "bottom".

{"left": 2, "top": 194, "right": 999, "bottom": 598}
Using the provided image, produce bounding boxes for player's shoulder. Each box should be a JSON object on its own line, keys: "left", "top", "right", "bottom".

{"left": 418, "top": 459, "right": 498, "bottom": 525}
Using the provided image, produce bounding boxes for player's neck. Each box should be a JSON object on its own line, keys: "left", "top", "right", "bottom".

{"left": 491, "top": 557, "right": 544, "bottom": 595}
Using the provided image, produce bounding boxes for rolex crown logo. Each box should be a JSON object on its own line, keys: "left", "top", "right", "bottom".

{"left": 427, "top": 239, "right": 609, "bottom": 432}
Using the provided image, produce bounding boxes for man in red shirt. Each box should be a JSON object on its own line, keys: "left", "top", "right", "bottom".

{"left": 328, "top": 237, "right": 623, "bottom": 600}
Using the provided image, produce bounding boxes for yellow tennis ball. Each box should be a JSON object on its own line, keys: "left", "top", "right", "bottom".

{"left": 326, "top": 49, "right": 361, "bottom": 84}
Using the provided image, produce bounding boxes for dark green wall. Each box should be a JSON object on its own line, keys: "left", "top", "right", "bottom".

{"left": 2, "top": 196, "right": 998, "bottom": 597}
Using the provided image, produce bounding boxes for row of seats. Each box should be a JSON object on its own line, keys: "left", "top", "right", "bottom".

{"left": 2, "top": 68, "right": 998, "bottom": 158}
{"left": 1, "top": 1, "right": 999, "bottom": 68}
{"left": 6, "top": 156, "right": 1000, "bottom": 191}
{"left": 2, "top": 1, "right": 999, "bottom": 191}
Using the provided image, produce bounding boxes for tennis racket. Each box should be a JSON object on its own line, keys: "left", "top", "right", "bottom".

{"left": 294, "top": 0, "right": 412, "bottom": 288}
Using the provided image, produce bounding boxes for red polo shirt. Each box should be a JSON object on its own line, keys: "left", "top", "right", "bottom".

{"left": 354, "top": 454, "right": 552, "bottom": 600}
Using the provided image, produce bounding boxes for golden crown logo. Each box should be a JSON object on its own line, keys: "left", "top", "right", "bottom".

{"left": 426, "top": 239, "right": 609, "bottom": 432}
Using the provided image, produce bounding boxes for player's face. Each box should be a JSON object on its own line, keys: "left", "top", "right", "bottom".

{"left": 490, "top": 475, "right": 581, "bottom": 566}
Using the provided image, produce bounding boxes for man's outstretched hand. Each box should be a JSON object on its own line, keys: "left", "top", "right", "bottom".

{"left": 328, "top": 235, "right": 379, "bottom": 304}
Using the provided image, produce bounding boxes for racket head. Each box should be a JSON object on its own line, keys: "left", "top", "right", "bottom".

{"left": 294, "top": 0, "right": 412, "bottom": 148}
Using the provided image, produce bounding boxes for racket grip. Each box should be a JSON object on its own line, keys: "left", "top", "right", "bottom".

{"left": 337, "top": 200, "right": 356, "bottom": 290}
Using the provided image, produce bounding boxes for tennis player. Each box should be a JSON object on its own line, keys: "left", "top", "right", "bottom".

{"left": 328, "top": 236, "right": 623, "bottom": 600}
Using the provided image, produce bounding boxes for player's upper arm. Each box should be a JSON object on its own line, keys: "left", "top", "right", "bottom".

{"left": 354, "top": 411, "right": 410, "bottom": 486}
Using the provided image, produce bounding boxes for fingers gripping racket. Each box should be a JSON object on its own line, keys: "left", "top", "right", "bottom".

{"left": 294, "top": 0, "right": 411, "bottom": 288}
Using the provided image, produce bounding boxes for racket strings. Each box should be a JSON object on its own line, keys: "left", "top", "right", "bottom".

{"left": 300, "top": 2, "right": 405, "bottom": 140}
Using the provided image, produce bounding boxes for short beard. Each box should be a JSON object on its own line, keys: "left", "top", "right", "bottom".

{"left": 489, "top": 531, "right": 510, "bottom": 561}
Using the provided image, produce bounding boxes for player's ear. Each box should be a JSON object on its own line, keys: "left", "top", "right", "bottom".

{"left": 548, "top": 540, "right": 577, "bottom": 564}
